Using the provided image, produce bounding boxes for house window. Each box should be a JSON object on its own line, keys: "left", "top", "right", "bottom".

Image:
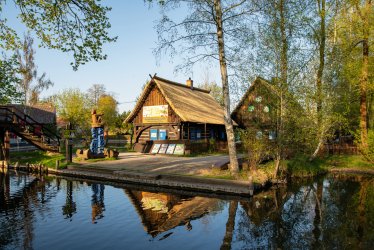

{"left": 190, "top": 128, "right": 202, "bottom": 140}
{"left": 248, "top": 105, "right": 255, "bottom": 112}
{"left": 150, "top": 129, "right": 158, "bottom": 140}
{"left": 150, "top": 129, "right": 168, "bottom": 140}
{"left": 159, "top": 129, "right": 167, "bottom": 140}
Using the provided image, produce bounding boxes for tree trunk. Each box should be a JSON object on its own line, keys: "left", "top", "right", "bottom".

{"left": 359, "top": 0, "right": 370, "bottom": 151}
{"left": 316, "top": 0, "right": 326, "bottom": 126}
{"left": 274, "top": 0, "right": 288, "bottom": 178}
{"left": 214, "top": 0, "right": 239, "bottom": 174}
{"left": 311, "top": 0, "right": 326, "bottom": 161}
{"left": 280, "top": 0, "right": 288, "bottom": 86}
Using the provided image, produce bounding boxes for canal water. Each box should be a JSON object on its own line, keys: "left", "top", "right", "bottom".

{"left": 0, "top": 171, "right": 373, "bottom": 249}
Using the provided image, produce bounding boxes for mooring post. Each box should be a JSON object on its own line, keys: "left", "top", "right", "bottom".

{"left": 4, "top": 130, "right": 10, "bottom": 168}
{"left": 56, "top": 160, "right": 60, "bottom": 170}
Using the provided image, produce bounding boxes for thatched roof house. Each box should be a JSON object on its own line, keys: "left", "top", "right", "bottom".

{"left": 125, "top": 76, "right": 225, "bottom": 125}
{"left": 125, "top": 75, "right": 227, "bottom": 154}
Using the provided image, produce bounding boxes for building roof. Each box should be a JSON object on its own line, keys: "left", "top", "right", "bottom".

{"left": 231, "top": 76, "right": 279, "bottom": 118}
{"left": 125, "top": 75, "right": 225, "bottom": 125}
{"left": 3, "top": 103, "right": 56, "bottom": 124}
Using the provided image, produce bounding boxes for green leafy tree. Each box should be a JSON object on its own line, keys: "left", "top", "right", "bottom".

{"left": 0, "top": 0, "right": 116, "bottom": 70}
{"left": 334, "top": 0, "right": 374, "bottom": 152}
{"left": 0, "top": 54, "right": 21, "bottom": 104}
{"left": 54, "top": 88, "right": 91, "bottom": 137}
{"left": 97, "top": 94, "right": 118, "bottom": 133}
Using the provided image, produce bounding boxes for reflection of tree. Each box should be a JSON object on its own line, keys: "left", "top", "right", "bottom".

{"left": 0, "top": 172, "right": 58, "bottom": 249}
{"left": 235, "top": 177, "right": 374, "bottom": 249}
{"left": 220, "top": 201, "right": 238, "bottom": 250}
{"left": 91, "top": 184, "right": 105, "bottom": 223}
{"left": 62, "top": 181, "right": 76, "bottom": 219}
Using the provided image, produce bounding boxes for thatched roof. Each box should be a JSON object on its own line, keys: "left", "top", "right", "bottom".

{"left": 125, "top": 76, "right": 225, "bottom": 125}
{"left": 231, "top": 76, "right": 278, "bottom": 118}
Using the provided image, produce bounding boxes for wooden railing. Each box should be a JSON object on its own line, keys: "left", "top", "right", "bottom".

{"left": 0, "top": 106, "right": 60, "bottom": 151}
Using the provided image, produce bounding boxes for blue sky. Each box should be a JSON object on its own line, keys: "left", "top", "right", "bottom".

{"left": 3, "top": 1, "right": 220, "bottom": 112}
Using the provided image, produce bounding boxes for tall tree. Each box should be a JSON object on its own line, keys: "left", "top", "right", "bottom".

{"left": 16, "top": 33, "right": 53, "bottom": 105}
{"left": 154, "top": 0, "right": 257, "bottom": 174}
{"left": 0, "top": 0, "right": 116, "bottom": 70}
{"left": 87, "top": 84, "right": 107, "bottom": 108}
{"left": 53, "top": 88, "right": 91, "bottom": 136}
{"left": 335, "top": 0, "right": 374, "bottom": 152}
{"left": 97, "top": 94, "right": 118, "bottom": 133}
{"left": 0, "top": 54, "right": 21, "bottom": 104}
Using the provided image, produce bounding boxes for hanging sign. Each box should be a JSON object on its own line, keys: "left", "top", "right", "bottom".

{"left": 143, "top": 105, "right": 168, "bottom": 123}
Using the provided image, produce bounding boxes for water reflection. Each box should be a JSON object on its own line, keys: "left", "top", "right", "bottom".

{"left": 124, "top": 190, "right": 222, "bottom": 237}
{"left": 0, "top": 170, "right": 373, "bottom": 249}
{"left": 234, "top": 176, "right": 374, "bottom": 249}
{"left": 62, "top": 181, "right": 76, "bottom": 219}
{"left": 91, "top": 184, "right": 105, "bottom": 223}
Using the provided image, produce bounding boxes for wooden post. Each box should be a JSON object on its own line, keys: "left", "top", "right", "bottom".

{"left": 0, "top": 129, "right": 4, "bottom": 169}
{"left": 65, "top": 123, "right": 73, "bottom": 163}
{"left": 56, "top": 160, "right": 60, "bottom": 170}
{"left": 180, "top": 123, "right": 184, "bottom": 140}
{"left": 4, "top": 130, "right": 10, "bottom": 167}
{"left": 187, "top": 123, "right": 190, "bottom": 141}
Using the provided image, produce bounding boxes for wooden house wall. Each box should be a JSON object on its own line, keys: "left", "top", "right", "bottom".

{"left": 234, "top": 85, "right": 278, "bottom": 129}
{"left": 138, "top": 125, "right": 180, "bottom": 143}
{"left": 133, "top": 85, "right": 180, "bottom": 125}
{"left": 181, "top": 124, "right": 226, "bottom": 141}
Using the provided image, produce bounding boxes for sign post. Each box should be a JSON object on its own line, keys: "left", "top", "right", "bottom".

{"left": 64, "top": 123, "right": 74, "bottom": 163}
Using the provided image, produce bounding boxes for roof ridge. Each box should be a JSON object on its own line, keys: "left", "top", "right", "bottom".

{"left": 153, "top": 75, "right": 211, "bottom": 94}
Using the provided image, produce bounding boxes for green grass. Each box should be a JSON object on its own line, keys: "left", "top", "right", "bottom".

{"left": 10, "top": 150, "right": 67, "bottom": 169}
{"left": 286, "top": 154, "right": 373, "bottom": 177}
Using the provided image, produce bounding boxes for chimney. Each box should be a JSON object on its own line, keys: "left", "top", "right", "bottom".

{"left": 186, "top": 77, "right": 193, "bottom": 89}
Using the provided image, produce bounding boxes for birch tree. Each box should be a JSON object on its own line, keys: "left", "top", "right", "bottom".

{"left": 16, "top": 33, "right": 53, "bottom": 105}
{"left": 154, "top": 0, "right": 257, "bottom": 174}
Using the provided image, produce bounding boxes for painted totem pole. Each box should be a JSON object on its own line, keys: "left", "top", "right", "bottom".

{"left": 90, "top": 110, "right": 105, "bottom": 155}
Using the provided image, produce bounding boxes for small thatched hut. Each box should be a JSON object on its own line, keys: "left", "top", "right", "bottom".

{"left": 124, "top": 75, "right": 227, "bottom": 154}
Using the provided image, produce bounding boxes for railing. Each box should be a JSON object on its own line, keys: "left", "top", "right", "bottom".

{"left": 0, "top": 106, "right": 60, "bottom": 149}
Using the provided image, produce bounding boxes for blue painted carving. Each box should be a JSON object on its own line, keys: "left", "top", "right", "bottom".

{"left": 90, "top": 127, "right": 105, "bottom": 155}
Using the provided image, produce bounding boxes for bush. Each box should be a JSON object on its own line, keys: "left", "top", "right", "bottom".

{"left": 238, "top": 128, "right": 272, "bottom": 170}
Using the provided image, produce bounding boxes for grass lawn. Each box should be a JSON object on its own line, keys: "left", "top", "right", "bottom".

{"left": 10, "top": 150, "right": 67, "bottom": 169}
{"left": 287, "top": 154, "right": 373, "bottom": 177}
{"left": 197, "top": 154, "right": 373, "bottom": 182}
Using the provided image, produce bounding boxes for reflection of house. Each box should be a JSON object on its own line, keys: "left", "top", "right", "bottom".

{"left": 231, "top": 77, "right": 279, "bottom": 140}
{"left": 125, "top": 190, "right": 221, "bottom": 237}
{"left": 124, "top": 75, "right": 227, "bottom": 154}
